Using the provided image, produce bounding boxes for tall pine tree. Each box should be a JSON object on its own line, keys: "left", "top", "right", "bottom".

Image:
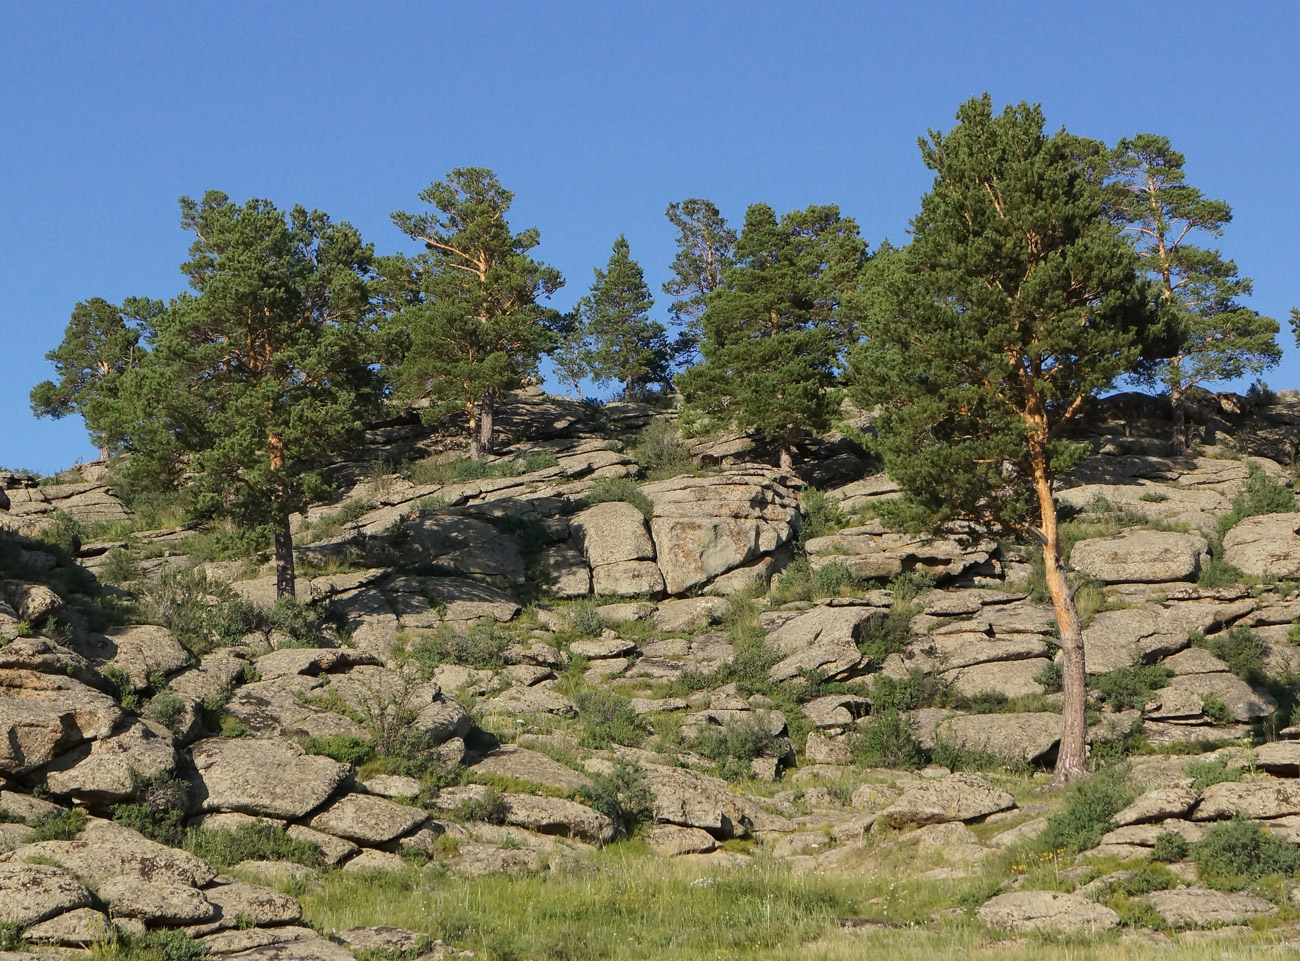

{"left": 579, "top": 235, "right": 671, "bottom": 396}
{"left": 1106, "top": 134, "right": 1280, "bottom": 450}
{"left": 663, "top": 199, "right": 736, "bottom": 362}
{"left": 126, "top": 192, "right": 381, "bottom": 598}
{"left": 677, "top": 203, "right": 865, "bottom": 469}
{"left": 850, "top": 97, "right": 1161, "bottom": 783}
{"left": 386, "top": 169, "right": 563, "bottom": 458}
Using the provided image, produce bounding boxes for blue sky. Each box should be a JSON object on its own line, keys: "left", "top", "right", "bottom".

{"left": 2, "top": 1, "right": 1296, "bottom": 474}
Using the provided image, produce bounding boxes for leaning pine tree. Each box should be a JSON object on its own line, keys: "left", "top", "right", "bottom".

{"left": 849, "top": 96, "right": 1161, "bottom": 783}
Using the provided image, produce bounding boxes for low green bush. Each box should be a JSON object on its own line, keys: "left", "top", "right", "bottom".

{"left": 453, "top": 786, "right": 509, "bottom": 825}
{"left": 1150, "top": 832, "right": 1190, "bottom": 863}
{"left": 405, "top": 623, "right": 512, "bottom": 672}
{"left": 849, "top": 708, "right": 923, "bottom": 770}
{"left": 1196, "top": 625, "right": 1269, "bottom": 683}
{"left": 581, "top": 477, "right": 653, "bottom": 519}
{"left": 1217, "top": 463, "right": 1296, "bottom": 539}
{"left": 1184, "top": 756, "right": 1242, "bottom": 790}
{"left": 299, "top": 734, "right": 375, "bottom": 766}
{"left": 146, "top": 567, "right": 258, "bottom": 656}
{"left": 581, "top": 761, "right": 654, "bottom": 839}
{"left": 1036, "top": 766, "right": 1135, "bottom": 856}
{"left": 692, "top": 715, "right": 781, "bottom": 780}
{"left": 184, "top": 821, "right": 322, "bottom": 868}
{"left": 1192, "top": 819, "right": 1300, "bottom": 886}
{"left": 1092, "top": 665, "right": 1170, "bottom": 712}
{"left": 575, "top": 688, "right": 647, "bottom": 750}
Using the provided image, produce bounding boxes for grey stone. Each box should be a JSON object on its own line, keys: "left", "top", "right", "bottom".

{"left": 308, "top": 793, "right": 428, "bottom": 846}
{"left": 0, "top": 863, "right": 93, "bottom": 927}
{"left": 879, "top": 772, "right": 1014, "bottom": 828}
{"left": 935, "top": 712, "right": 1061, "bottom": 765}
{"left": 1144, "top": 888, "right": 1275, "bottom": 926}
{"left": 1222, "top": 512, "right": 1300, "bottom": 578}
{"left": 189, "top": 737, "right": 350, "bottom": 821}
{"left": 978, "top": 890, "right": 1119, "bottom": 933}
{"left": 1070, "top": 530, "right": 1208, "bottom": 583}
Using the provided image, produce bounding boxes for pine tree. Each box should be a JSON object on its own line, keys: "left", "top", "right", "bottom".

{"left": 387, "top": 168, "right": 563, "bottom": 458}
{"left": 126, "top": 191, "right": 380, "bottom": 598}
{"left": 1106, "top": 134, "right": 1280, "bottom": 450}
{"left": 579, "top": 235, "right": 671, "bottom": 396}
{"left": 549, "top": 310, "right": 591, "bottom": 400}
{"left": 849, "top": 96, "right": 1161, "bottom": 784}
{"left": 30, "top": 297, "right": 163, "bottom": 460}
{"left": 677, "top": 203, "right": 865, "bottom": 469}
{"left": 663, "top": 199, "right": 736, "bottom": 362}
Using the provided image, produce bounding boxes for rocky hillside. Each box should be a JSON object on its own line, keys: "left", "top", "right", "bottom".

{"left": 7, "top": 387, "right": 1300, "bottom": 957}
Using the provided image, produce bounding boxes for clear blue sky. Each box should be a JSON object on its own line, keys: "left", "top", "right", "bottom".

{"left": 2, "top": 1, "right": 1296, "bottom": 474}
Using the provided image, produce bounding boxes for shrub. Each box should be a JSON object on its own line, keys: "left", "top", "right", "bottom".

{"left": 1139, "top": 490, "right": 1170, "bottom": 503}
{"left": 1036, "top": 766, "right": 1135, "bottom": 855}
{"left": 564, "top": 599, "right": 608, "bottom": 638}
{"left": 26, "top": 808, "right": 87, "bottom": 842}
{"left": 849, "top": 709, "right": 923, "bottom": 770}
{"left": 967, "top": 691, "right": 1010, "bottom": 714}
{"left": 868, "top": 670, "right": 953, "bottom": 712}
{"left": 263, "top": 596, "right": 328, "bottom": 647}
{"left": 1184, "top": 757, "right": 1242, "bottom": 790}
{"left": 799, "top": 489, "right": 847, "bottom": 543}
{"left": 1035, "top": 660, "right": 1063, "bottom": 693}
{"left": 147, "top": 567, "right": 258, "bottom": 656}
{"left": 692, "top": 715, "right": 781, "bottom": 780}
{"left": 0, "top": 924, "right": 25, "bottom": 952}
{"left": 1150, "top": 832, "right": 1190, "bottom": 863}
{"left": 856, "top": 605, "right": 915, "bottom": 664}
{"left": 145, "top": 689, "right": 188, "bottom": 736}
{"left": 405, "top": 622, "right": 512, "bottom": 672}
{"left": 1192, "top": 819, "right": 1300, "bottom": 886}
{"left": 517, "top": 450, "right": 559, "bottom": 474}
{"left": 1218, "top": 463, "right": 1295, "bottom": 539}
{"left": 575, "top": 689, "right": 647, "bottom": 750}
{"left": 1197, "top": 556, "right": 1251, "bottom": 589}
{"left": 581, "top": 477, "right": 653, "bottom": 519}
{"left": 1198, "top": 626, "right": 1268, "bottom": 683}
{"left": 1199, "top": 694, "right": 1234, "bottom": 725}
{"left": 582, "top": 761, "right": 654, "bottom": 839}
{"left": 635, "top": 419, "right": 694, "bottom": 479}
{"left": 1092, "top": 665, "right": 1170, "bottom": 712}
{"left": 184, "top": 821, "right": 322, "bottom": 868}
{"left": 298, "top": 734, "right": 375, "bottom": 766}
{"left": 887, "top": 570, "right": 936, "bottom": 605}
{"left": 99, "top": 547, "right": 143, "bottom": 585}
{"left": 454, "top": 786, "right": 509, "bottom": 825}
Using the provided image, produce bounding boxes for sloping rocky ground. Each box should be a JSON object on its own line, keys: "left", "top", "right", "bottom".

{"left": 7, "top": 387, "right": 1300, "bottom": 956}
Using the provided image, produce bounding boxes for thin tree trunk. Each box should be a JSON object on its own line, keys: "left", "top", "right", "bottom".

{"left": 1031, "top": 453, "right": 1088, "bottom": 785}
{"left": 779, "top": 446, "right": 794, "bottom": 471}
{"left": 467, "top": 403, "right": 481, "bottom": 461}
{"left": 1171, "top": 382, "right": 1187, "bottom": 455}
{"left": 478, "top": 389, "right": 495, "bottom": 457}
{"left": 98, "top": 445, "right": 110, "bottom": 463}
{"left": 273, "top": 512, "right": 296, "bottom": 600}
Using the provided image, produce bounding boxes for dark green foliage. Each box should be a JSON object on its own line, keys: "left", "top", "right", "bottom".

{"left": 145, "top": 689, "right": 187, "bottom": 736}
{"left": 1035, "top": 660, "right": 1064, "bottom": 693}
{"left": 1036, "top": 766, "right": 1135, "bottom": 855}
{"left": 146, "top": 567, "right": 258, "bottom": 657}
{"left": 663, "top": 198, "right": 736, "bottom": 360}
{"left": 1104, "top": 862, "right": 1178, "bottom": 896}
{"left": 1107, "top": 134, "right": 1281, "bottom": 449}
{"left": 263, "top": 597, "right": 329, "bottom": 647}
{"left": 112, "top": 771, "right": 196, "bottom": 846}
{"left": 384, "top": 168, "right": 563, "bottom": 459}
{"left": 574, "top": 689, "right": 647, "bottom": 750}
{"left": 120, "top": 191, "right": 382, "bottom": 598}
{"left": 967, "top": 692, "right": 1011, "bottom": 714}
{"left": 767, "top": 557, "right": 858, "bottom": 605}
{"left": 1197, "top": 556, "right": 1251, "bottom": 589}
{"left": 100, "top": 929, "right": 208, "bottom": 961}
{"left": 1199, "top": 694, "right": 1234, "bottom": 724}
{"left": 799, "top": 489, "right": 847, "bottom": 543}
{"left": 677, "top": 202, "right": 866, "bottom": 466}
{"left": 868, "top": 669, "right": 953, "bottom": 712}
{"left": 29, "top": 296, "right": 162, "bottom": 458}
{"left": 453, "top": 786, "right": 509, "bottom": 825}
{"left": 299, "top": 734, "right": 375, "bottom": 767}
{"left": 1184, "top": 757, "right": 1242, "bottom": 790}
{"left": 855, "top": 606, "right": 915, "bottom": 664}
{"left": 26, "top": 807, "right": 87, "bottom": 842}
{"left": 1150, "top": 832, "right": 1191, "bottom": 863}
{"left": 580, "top": 476, "right": 653, "bottom": 518}
{"left": 848, "top": 96, "right": 1159, "bottom": 546}
{"left": 1092, "top": 665, "right": 1171, "bottom": 711}
{"left": 1191, "top": 819, "right": 1300, "bottom": 886}
{"left": 405, "top": 623, "right": 512, "bottom": 672}
{"left": 1218, "top": 464, "right": 1296, "bottom": 538}
{"left": 849, "top": 709, "right": 924, "bottom": 770}
{"left": 1198, "top": 625, "right": 1268, "bottom": 683}
{"left": 578, "top": 235, "right": 672, "bottom": 394}
{"left": 563, "top": 600, "right": 608, "bottom": 638}
{"left": 184, "top": 821, "right": 322, "bottom": 868}
{"left": 692, "top": 715, "right": 781, "bottom": 781}
{"left": 581, "top": 761, "right": 654, "bottom": 839}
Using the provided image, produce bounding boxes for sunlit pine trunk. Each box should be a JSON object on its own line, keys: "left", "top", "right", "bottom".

{"left": 1170, "top": 375, "right": 1187, "bottom": 455}
{"left": 268, "top": 433, "right": 296, "bottom": 600}
{"left": 779, "top": 446, "right": 794, "bottom": 471}
{"left": 1029, "top": 436, "right": 1088, "bottom": 785}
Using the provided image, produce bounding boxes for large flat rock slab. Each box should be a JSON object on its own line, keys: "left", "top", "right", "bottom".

{"left": 1070, "top": 530, "right": 1207, "bottom": 584}
{"left": 935, "top": 712, "right": 1061, "bottom": 765}
{"left": 1222, "top": 512, "right": 1300, "bottom": 578}
{"left": 0, "top": 862, "right": 93, "bottom": 927}
{"left": 978, "top": 890, "right": 1119, "bottom": 933}
{"left": 189, "top": 737, "right": 350, "bottom": 821}
{"left": 879, "top": 773, "right": 1014, "bottom": 828}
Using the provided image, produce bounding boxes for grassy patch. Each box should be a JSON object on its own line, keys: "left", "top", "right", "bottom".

{"left": 1217, "top": 463, "right": 1296, "bottom": 539}
{"left": 1035, "top": 766, "right": 1135, "bottom": 856}
{"left": 580, "top": 476, "right": 654, "bottom": 519}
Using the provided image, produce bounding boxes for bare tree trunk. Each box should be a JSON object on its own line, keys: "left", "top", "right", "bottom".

{"left": 467, "top": 403, "right": 481, "bottom": 461}
{"left": 273, "top": 511, "right": 296, "bottom": 600}
{"left": 478, "top": 389, "right": 495, "bottom": 457}
{"left": 1171, "top": 382, "right": 1187, "bottom": 455}
{"left": 779, "top": 446, "right": 794, "bottom": 471}
{"left": 1032, "top": 455, "right": 1088, "bottom": 785}
{"left": 98, "top": 445, "right": 110, "bottom": 463}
